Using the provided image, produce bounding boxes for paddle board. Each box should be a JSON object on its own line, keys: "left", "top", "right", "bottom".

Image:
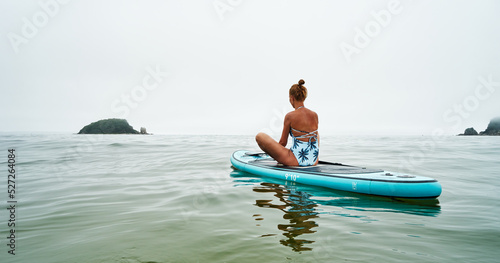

{"left": 230, "top": 150, "right": 442, "bottom": 199}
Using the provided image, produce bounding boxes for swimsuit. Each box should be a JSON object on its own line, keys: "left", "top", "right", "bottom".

{"left": 289, "top": 127, "right": 319, "bottom": 166}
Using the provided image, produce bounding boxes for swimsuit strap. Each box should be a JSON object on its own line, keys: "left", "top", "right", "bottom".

{"left": 290, "top": 127, "right": 318, "bottom": 140}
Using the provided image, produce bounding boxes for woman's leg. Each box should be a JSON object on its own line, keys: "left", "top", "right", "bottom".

{"left": 255, "top": 132, "right": 299, "bottom": 166}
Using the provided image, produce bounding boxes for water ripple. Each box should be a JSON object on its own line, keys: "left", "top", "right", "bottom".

{"left": 1, "top": 134, "right": 499, "bottom": 262}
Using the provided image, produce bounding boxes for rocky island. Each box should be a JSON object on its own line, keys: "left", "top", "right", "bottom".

{"left": 78, "top": 119, "right": 146, "bottom": 134}
{"left": 459, "top": 117, "right": 500, "bottom": 136}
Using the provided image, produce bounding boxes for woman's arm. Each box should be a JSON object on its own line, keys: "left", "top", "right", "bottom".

{"left": 279, "top": 113, "right": 291, "bottom": 147}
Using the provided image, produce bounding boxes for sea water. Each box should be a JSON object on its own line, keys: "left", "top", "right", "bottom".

{"left": 0, "top": 133, "right": 499, "bottom": 262}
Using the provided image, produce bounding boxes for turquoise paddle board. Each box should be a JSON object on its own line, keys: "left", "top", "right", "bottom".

{"left": 230, "top": 150, "right": 441, "bottom": 199}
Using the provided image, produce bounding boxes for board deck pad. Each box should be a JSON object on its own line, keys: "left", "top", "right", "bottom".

{"left": 251, "top": 158, "right": 384, "bottom": 175}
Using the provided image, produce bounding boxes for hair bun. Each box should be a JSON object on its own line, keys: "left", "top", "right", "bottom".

{"left": 298, "top": 79, "right": 305, "bottom": 86}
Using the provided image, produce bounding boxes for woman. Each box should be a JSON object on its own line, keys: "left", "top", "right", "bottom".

{"left": 256, "top": 79, "right": 319, "bottom": 166}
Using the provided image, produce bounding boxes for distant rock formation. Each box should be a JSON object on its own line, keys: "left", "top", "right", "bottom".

{"left": 78, "top": 119, "right": 140, "bottom": 134}
{"left": 459, "top": 117, "right": 500, "bottom": 136}
{"left": 479, "top": 117, "right": 500, "bottom": 135}
{"left": 141, "top": 127, "right": 153, "bottom": 135}
{"left": 460, "top": 127, "right": 478, "bottom": 136}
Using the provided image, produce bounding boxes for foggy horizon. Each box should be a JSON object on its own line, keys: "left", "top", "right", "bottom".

{"left": 2, "top": 0, "right": 499, "bottom": 137}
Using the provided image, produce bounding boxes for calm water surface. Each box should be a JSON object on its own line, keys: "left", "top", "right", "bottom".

{"left": 0, "top": 134, "right": 499, "bottom": 262}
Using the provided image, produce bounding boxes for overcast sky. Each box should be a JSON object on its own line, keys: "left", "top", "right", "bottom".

{"left": 1, "top": 0, "right": 499, "bottom": 136}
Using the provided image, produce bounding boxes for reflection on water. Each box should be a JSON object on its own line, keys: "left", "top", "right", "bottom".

{"left": 254, "top": 182, "right": 319, "bottom": 252}
{"left": 230, "top": 170, "right": 441, "bottom": 252}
